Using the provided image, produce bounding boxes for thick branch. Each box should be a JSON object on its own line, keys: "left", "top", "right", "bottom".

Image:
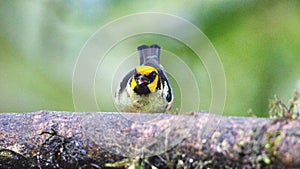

{"left": 0, "top": 111, "right": 299, "bottom": 168}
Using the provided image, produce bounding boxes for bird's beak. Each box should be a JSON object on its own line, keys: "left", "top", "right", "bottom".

{"left": 136, "top": 75, "right": 149, "bottom": 85}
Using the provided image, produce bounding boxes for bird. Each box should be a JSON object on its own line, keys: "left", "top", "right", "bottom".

{"left": 115, "top": 44, "right": 173, "bottom": 113}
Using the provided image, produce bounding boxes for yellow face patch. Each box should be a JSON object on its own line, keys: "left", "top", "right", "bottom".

{"left": 147, "top": 73, "right": 159, "bottom": 92}
{"left": 130, "top": 75, "right": 137, "bottom": 91}
{"left": 131, "top": 65, "right": 159, "bottom": 93}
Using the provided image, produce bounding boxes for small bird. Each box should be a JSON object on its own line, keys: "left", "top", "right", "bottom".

{"left": 115, "top": 44, "right": 173, "bottom": 113}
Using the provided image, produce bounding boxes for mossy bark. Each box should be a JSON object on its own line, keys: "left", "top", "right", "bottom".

{"left": 0, "top": 111, "right": 299, "bottom": 168}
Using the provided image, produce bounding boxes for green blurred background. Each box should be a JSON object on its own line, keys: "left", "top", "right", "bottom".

{"left": 0, "top": 1, "right": 299, "bottom": 116}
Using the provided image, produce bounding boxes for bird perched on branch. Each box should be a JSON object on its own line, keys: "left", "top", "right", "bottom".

{"left": 115, "top": 44, "right": 173, "bottom": 113}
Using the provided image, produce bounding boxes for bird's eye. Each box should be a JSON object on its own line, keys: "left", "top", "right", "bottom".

{"left": 151, "top": 72, "right": 157, "bottom": 77}
{"left": 135, "top": 74, "right": 141, "bottom": 78}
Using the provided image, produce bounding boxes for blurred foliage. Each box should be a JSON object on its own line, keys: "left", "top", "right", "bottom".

{"left": 269, "top": 90, "right": 300, "bottom": 119}
{"left": 0, "top": 1, "right": 299, "bottom": 117}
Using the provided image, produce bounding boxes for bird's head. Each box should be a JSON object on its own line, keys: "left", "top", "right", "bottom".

{"left": 130, "top": 65, "right": 159, "bottom": 95}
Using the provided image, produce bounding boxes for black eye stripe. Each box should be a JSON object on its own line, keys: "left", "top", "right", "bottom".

{"left": 134, "top": 74, "right": 141, "bottom": 78}
{"left": 133, "top": 71, "right": 158, "bottom": 85}
{"left": 148, "top": 71, "right": 157, "bottom": 77}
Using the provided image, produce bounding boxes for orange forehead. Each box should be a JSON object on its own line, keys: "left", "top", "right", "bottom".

{"left": 136, "top": 65, "right": 158, "bottom": 75}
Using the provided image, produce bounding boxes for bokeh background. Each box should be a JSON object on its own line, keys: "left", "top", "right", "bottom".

{"left": 0, "top": 1, "right": 299, "bottom": 117}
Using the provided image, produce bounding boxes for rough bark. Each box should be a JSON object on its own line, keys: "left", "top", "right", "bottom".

{"left": 0, "top": 110, "right": 299, "bottom": 169}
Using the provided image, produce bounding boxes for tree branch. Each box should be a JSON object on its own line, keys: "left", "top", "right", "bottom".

{"left": 0, "top": 111, "right": 299, "bottom": 168}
